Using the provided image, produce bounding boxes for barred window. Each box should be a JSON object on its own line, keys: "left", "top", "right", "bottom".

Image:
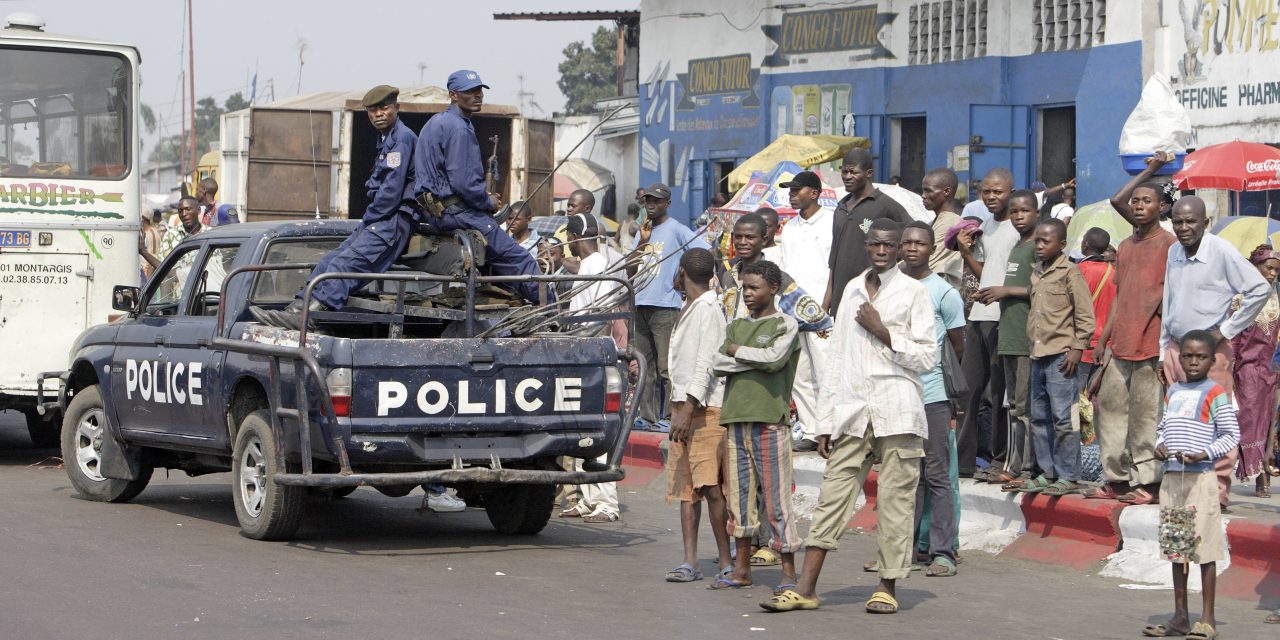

{"left": 1033, "top": 0, "right": 1106, "bottom": 52}
{"left": 908, "top": 0, "right": 988, "bottom": 66}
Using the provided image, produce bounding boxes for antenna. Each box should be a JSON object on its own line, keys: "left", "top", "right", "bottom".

{"left": 294, "top": 39, "right": 307, "bottom": 95}
{"left": 516, "top": 74, "right": 535, "bottom": 115}
{"left": 418, "top": 62, "right": 428, "bottom": 86}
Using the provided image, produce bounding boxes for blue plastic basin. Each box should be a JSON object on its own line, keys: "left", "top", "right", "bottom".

{"left": 1120, "top": 153, "right": 1185, "bottom": 176}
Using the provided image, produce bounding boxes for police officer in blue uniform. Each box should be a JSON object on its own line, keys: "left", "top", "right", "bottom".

{"left": 413, "top": 70, "right": 543, "bottom": 303}
{"left": 252, "top": 84, "right": 418, "bottom": 330}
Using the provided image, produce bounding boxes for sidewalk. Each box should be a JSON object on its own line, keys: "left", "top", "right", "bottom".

{"left": 622, "top": 431, "right": 1280, "bottom": 601}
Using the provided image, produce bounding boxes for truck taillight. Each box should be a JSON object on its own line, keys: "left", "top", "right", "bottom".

{"left": 605, "top": 366, "right": 622, "bottom": 413}
{"left": 326, "top": 367, "right": 352, "bottom": 417}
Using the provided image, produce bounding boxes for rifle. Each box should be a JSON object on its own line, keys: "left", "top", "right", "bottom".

{"left": 487, "top": 134, "right": 500, "bottom": 195}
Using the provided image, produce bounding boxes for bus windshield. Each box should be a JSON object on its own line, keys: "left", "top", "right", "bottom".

{"left": 0, "top": 47, "right": 130, "bottom": 180}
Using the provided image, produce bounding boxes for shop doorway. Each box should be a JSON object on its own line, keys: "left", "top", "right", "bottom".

{"left": 1037, "top": 106, "right": 1076, "bottom": 187}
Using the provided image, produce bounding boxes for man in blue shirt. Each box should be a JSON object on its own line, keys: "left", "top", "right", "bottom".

{"left": 625, "top": 182, "right": 709, "bottom": 429}
{"left": 252, "top": 84, "right": 419, "bottom": 330}
{"left": 413, "top": 70, "right": 542, "bottom": 303}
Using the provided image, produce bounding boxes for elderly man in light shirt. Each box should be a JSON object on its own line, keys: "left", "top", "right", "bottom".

{"left": 1159, "top": 195, "right": 1271, "bottom": 507}
{"left": 777, "top": 170, "right": 834, "bottom": 450}
{"left": 761, "top": 218, "right": 937, "bottom": 615}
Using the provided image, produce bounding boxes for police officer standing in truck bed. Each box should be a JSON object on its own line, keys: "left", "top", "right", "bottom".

{"left": 251, "top": 84, "right": 418, "bottom": 330}
{"left": 413, "top": 69, "right": 543, "bottom": 304}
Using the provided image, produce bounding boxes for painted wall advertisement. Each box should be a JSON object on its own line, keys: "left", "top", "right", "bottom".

{"left": 1169, "top": 0, "right": 1280, "bottom": 143}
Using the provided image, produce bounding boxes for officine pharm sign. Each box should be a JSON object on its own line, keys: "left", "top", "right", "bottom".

{"left": 762, "top": 5, "right": 897, "bottom": 67}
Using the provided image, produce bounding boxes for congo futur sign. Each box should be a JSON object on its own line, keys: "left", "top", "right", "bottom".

{"left": 762, "top": 5, "right": 897, "bottom": 67}
{"left": 676, "top": 54, "right": 762, "bottom": 110}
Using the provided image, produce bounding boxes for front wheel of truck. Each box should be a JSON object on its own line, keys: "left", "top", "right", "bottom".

{"left": 61, "top": 385, "right": 152, "bottom": 503}
{"left": 484, "top": 484, "right": 555, "bottom": 535}
{"left": 232, "top": 409, "right": 305, "bottom": 541}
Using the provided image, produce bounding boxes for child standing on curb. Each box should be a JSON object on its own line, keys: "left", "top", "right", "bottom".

{"left": 1024, "top": 218, "right": 1095, "bottom": 496}
{"left": 664, "top": 248, "right": 734, "bottom": 583}
{"left": 1143, "top": 330, "right": 1238, "bottom": 640}
{"left": 710, "top": 260, "right": 803, "bottom": 591}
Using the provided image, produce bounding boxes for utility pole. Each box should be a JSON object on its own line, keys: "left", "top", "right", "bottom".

{"left": 295, "top": 39, "right": 307, "bottom": 95}
{"left": 187, "top": 0, "right": 197, "bottom": 179}
{"left": 418, "top": 62, "right": 427, "bottom": 86}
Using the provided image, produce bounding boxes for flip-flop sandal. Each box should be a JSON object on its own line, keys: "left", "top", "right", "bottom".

{"left": 1186, "top": 621, "right": 1218, "bottom": 639}
{"left": 1265, "top": 610, "right": 1280, "bottom": 624}
{"left": 925, "top": 557, "right": 957, "bottom": 577}
{"left": 760, "top": 589, "right": 820, "bottom": 612}
{"left": 1042, "top": 480, "right": 1080, "bottom": 496}
{"left": 1082, "top": 485, "right": 1123, "bottom": 500}
{"left": 750, "top": 547, "right": 782, "bottom": 566}
{"left": 986, "top": 469, "right": 1019, "bottom": 484}
{"left": 1118, "top": 487, "right": 1158, "bottom": 505}
{"left": 707, "top": 576, "right": 751, "bottom": 590}
{"left": 772, "top": 582, "right": 798, "bottom": 596}
{"left": 865, "top": 591, "right": 898, "bottom": 614}
{"left": 1142, "top": 622, "right": 1190, "bottom": 637}
{"left": 582, "top": 512, "right": 619, "bottom": 523}
{"left": 665, "top": 563, "right": 703, "bottom": 583}
{"left": 1001, "top": 478, "right": 1030, "bottom": 493}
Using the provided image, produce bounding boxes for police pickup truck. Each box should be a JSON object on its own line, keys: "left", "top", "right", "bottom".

{"left": 42, "top": 220, "right": 642, "bottom": 540}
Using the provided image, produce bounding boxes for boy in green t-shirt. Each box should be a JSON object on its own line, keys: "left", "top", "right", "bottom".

{"left": 709, "top": 260, "right": 803, "bottom": 591}
{"left": 974, "top": 190, "right": 1040, "bottom": 486}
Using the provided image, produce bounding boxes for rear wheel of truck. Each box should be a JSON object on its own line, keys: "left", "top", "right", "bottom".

{"left": 61, "top": 385, "right": 151, "bottom": 503}
{"left": 232, "top": 409, "right": 305, "bottom": 541}
{"left": 25, "top": 408, "right": 61, "bottom": 448}
{"left": 484, "top": 484, "right": 555, "bottom": 535}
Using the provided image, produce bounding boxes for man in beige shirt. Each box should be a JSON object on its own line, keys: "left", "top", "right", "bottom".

{"left": 921, "top": 168, "right": 962, "bottom": 289}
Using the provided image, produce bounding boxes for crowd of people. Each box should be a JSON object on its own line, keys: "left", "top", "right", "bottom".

{"left": 570, "top": 148, "right": 1279, "bottom": 636}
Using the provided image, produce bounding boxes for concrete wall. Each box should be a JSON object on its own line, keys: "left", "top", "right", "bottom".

{"left": 554, "top": 114, "right": 639, "bottom": 219}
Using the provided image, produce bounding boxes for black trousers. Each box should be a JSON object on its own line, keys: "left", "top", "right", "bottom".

{"left": 957, "top": 321, "right": 1006, "bottom": 475}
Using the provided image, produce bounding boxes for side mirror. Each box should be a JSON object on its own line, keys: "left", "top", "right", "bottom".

{"left": 112, "top": 285, "right": 139, "bottom": 312}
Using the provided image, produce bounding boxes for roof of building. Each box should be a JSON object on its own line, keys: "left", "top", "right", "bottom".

{"left": 493, "top": 10, "right": 640, "bottom": 22}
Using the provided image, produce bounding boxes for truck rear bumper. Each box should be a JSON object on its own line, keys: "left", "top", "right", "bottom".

{"left": 272, "top": 463, "right": 624, "bottom": 487}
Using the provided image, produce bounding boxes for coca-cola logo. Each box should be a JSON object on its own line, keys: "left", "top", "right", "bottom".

{"left": 1246, "top": 158, "right": 1280, "bottom": 174}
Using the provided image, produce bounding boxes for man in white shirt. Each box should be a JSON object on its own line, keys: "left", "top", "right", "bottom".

{"left": 559, "top": 213, "right": 625, "bottom": 522}
{"left": 953, "top": 168, "right": 1016, "bottom": 477}
{"left": 777, "top": 171, "right": 834, "bottom": 451}
{"left": 761, "top": 218, "right": 937, "bottom": 615}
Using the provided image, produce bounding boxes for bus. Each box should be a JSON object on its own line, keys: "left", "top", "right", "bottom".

{"left": 0, "top": 14, "right": 140, "bottom": 446}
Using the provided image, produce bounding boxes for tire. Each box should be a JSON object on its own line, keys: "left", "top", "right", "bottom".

{"left": 61, "top": 385, "right": 151, "bottom": 503}
{"left": 231, "top": 409, "right": 305, "bottom": 540}
{"left": 25, "top": 408, "right": 61, "bottom": 449}
{"left": 484, "top": 484, "right": 555, "bottom": 535}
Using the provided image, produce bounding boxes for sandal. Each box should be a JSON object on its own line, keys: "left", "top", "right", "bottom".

{"left": 772, "top": 582, "right": 798, "bottom": 596}
{"left": 985, "top": 469, "right": 1019, "bottom": 484}
{"left": 665, "top": 563, "right": 703, "bottom": 583}
{"left": 582, "top": 511, "right": 619, "bottom": 523}
{"left": 1000, "top": 477, "right": 1032, "bottom": 493}
{"left": 1265, "top": 609, "right": 1280, "bottom": 624}
{"left": 1186, "top": 621, "right": 1218, "bottom": 639}
{"left": 1082, "top": 484, "right": 1124, "bottom": 500}
{"left": 924, "top": 557, "right": 957, "bottom": 577}
{"left": 750, "top": 547, "right": 782, "bottom": 566}
{"left": 760, "top": 588, "right": 820, "bottom": 612}
{"left": 865, "top": 591, "right": 898, "bottom": 614}
{"left": 1016, "top": 476, "right": 1052, "bottom": 493}
{"left": 1042, "top": 479, "right": 1080, "bottom": 496}
{"left": 560, "top": 504, "right": 586, "bottom": 518}
{"left": 1118, "top": 487, "right": 1158, "bottom": 505}
{"left": 1142, "top": 622, "right": 1190, "bottom": 637}
{"left": 707, "top": 576, "right": 751, "bottom": 590}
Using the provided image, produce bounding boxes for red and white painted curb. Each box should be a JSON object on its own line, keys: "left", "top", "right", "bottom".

{"left": 622, "top": 432, "right": 1280, "bottom": 598}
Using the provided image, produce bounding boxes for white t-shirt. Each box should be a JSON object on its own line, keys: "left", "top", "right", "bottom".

{"left": 1051, "top": 203, "right": 1074, "bottom": 221}
{"left": 569, "top": 247, "right": 624, "bottom": 313}
{"left": 777, "top": 207, "right": 833, "bottom": 300}
{"left": 968, "top": 217, "right": 1020, "bottom": 322}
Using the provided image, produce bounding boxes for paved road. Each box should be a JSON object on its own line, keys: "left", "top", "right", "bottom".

{"left": 0, "top": 411, "right": 1271, "bottom": 640}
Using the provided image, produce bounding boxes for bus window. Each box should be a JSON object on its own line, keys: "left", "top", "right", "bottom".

{"left": 0, "top": 47, "right": 129, "bottom": 179}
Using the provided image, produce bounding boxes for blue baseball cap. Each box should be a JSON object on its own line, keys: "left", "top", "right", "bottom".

{"left": 447, "top": 70, "right": 489, "bottom": 92}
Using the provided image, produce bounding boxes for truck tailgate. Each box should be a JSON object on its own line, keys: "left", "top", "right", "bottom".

{"left": 349, "top": 336, "right": 619, "bottom": 433}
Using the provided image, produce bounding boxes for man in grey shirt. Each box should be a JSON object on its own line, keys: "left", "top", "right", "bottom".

{"left": 1159, "top": 195, "right": 1270, "bottom": 507}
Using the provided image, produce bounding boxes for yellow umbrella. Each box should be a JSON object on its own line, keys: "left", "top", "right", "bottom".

{"left": 1210, "top": 216, "right": 1280, "bottom": 259}
{"left": 726, "top": 134, "right": 870, "bottom": 192}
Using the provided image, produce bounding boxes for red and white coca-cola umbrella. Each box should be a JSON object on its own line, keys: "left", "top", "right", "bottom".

{"left": 1172, "top": 141, "right": 1280, "bottom": 192}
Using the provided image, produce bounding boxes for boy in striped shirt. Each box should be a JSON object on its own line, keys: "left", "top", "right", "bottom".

{"left": 1145, "top": 330, "right": 1239, "bottom": 640}
{"left": 710, "top": 260, "right": 803, "bottom": 591}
